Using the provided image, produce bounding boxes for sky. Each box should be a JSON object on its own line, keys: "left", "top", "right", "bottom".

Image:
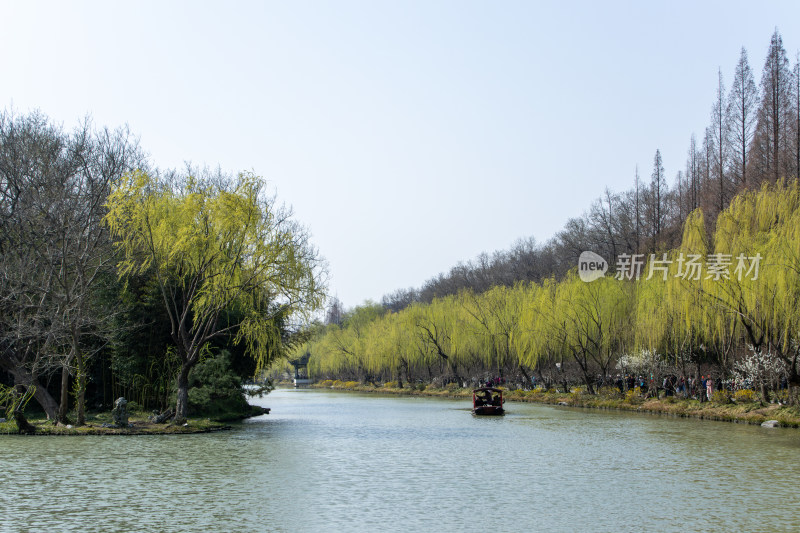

{"left": 2, "top": 1, "right": 800, "bottom": 309}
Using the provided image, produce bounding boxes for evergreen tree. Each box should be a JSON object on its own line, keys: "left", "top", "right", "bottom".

{"left": 650, "top": 149, "right": 666, "bottom": 245}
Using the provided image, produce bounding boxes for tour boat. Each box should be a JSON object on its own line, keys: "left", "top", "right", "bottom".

{"left": 472, "top": 387, "right": 505, "bottom": 415}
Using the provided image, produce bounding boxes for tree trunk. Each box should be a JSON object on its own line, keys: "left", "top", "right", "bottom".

{"left": 786, "top": 366, "right": 800, "bottom": 406}
{"left": 76, "top": 353, "right": 86, "bottom": 426}
{"left": 581, "top": 372, "right": 596, "bottom": 395}
{"left": 449, "top": 361, "right": 461, "bottom": 386}
{"left": 174, "top": 364, "right": 191, "bottom": 424}
{"left": 518, "top": 364, "right": 532, "bottom": 386}
{"left": 695, "top": 364, "right": 702, "bottom": 402}
{"left": 57, "top": 363, "right": 71, "bottom": 424}
{"left": 1, "top": 360, "right": 60, "bottom": 420}
{"left": 535, "top": 367, "right": 549, "bottom": 391}
{"left": 760, "top": 381, "right": 771, "bottom": 404}
{"left": 573, "top": 351, "right": 595, "bottom": 394}
{"left": 32, "top": 381, "right": 60, "bottom": 421}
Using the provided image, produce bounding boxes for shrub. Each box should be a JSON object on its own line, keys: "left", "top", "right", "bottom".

{"left": 187, "top": 351, "right": 251, "bottom": 419}
{"left": 445, "top": 382, "right": 460, "bottom": 391}
{"left": 569, "top": 387, "right": 590, "bottom": 400}
{"left": 624, "top": 388, "right": 642, "bottom": 404}
{"left": 318, "top": 379, "right": 334, "bottom": 388}
{"left": 383, "top": 381, "right": 398, "bottom": 388}
{"left": 598, "top": 386, "right": 622, "bottom": 398}
{"left": 734, "top": 389, "right": 757, "bottom": 403}
{"left": 710, "top": 390, "right": 732, "bottom": 404}
{"left": 773, "top": 389, "right": 789, "bottom": 404}
{"left": 343, "top": 381, "right": 359, "bottom": 389}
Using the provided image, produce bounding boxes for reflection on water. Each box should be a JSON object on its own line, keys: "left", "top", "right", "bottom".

{"left": 2, "top": 389, "right": 799, "bottom": 532}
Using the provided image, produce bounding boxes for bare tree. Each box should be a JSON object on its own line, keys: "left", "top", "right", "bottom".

{"left": 0, "top": 110, "right": 145, "bottom": 423}
{"left": 634, "top": 166, "right": 641, "bottom": 253}
{"left": 792, "top": 53, "right": 800, "bottom": 180}
{"left": 687, "top": 134, "right": 700, "bottom": 211}
{"left": 710, "top": 69, "right": 731, "bottom": 214}
{"left": 727, "top": 47, "right": 759, "bottom": 189}
{"left": 325, "top": 296, "right": 346, "bottom": 325}
{"left": 751, "top": 30, "right": 793, "bottom": 183}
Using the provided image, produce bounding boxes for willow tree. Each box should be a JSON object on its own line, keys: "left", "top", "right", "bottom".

{"left": 710, "top": 181, "right": 800, "bottom": 400}
{"left": 516, "top": 278, "right": 571, "bottom": 390}
{"left": 307, "top": 302, "right": 384, "bottom": 382}
{"left": 635, "top": 210, "right": 722, "bottom": 378}
{"left": 307, "top": 324, "right": 348, "bottom": 378}
{"left": 557, "top": 273, "right": 632, "bottom": 393}
{"left": 105, "top": 170, "right": 325, "bottom": 422}
{"left": 461, "top": 284, "right": 528, "bottom": 382}
{"left": 378, "top": 310, "right": 420, "bottom": 387}
{"left": 409, "top": 296, "right": 465, "bottom": 383}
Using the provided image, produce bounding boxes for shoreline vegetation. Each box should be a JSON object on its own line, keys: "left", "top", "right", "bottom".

{"left": 0, "top": 404, "right": 268, "bottom": 436}
{"left": 0, "top": 416, "right": 232, "bottom": 436}
{"left": 306, "top": 380, "right": 800, "bottom": 428}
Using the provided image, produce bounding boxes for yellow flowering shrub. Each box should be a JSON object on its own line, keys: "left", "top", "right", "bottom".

{"left": 734, "top": 389, "right": 757, "bottom": 403}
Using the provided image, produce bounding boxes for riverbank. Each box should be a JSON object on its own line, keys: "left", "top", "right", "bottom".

{"left": 308, "top": 381, "right": 800, "bottom": 428}
{"left": 0, "top": 415, "right": 233, "bottom": 436}
{"left": 0, "top": 400, "right": 270, "bottom": 435}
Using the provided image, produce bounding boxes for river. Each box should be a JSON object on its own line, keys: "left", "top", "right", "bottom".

{"left": 1, "top": 389, "right": 799, "bottom": 532}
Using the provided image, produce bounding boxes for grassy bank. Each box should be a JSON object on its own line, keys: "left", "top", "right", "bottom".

{"left": 310, "top": 380, "right": 800, "bottom": 428}
{"left": 0, "top": 416, "right": 232, "bottom": 436}
{"left": 0, "top": 403, "right": 274, "bottom": 435}
{"left": 0, "top": 396, "right": 271, "bottom": 435}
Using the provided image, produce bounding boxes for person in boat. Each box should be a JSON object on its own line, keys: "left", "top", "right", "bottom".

{"left": 476, "top": 389, "right": 492, "bottom": 406}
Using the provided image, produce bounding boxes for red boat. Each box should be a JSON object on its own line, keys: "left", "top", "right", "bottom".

{"left": 472, "top": 387, "right": 505, "bottom": 415}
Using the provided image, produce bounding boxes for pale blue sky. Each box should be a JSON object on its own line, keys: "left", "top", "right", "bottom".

{"left": 2, "top": 1, "right": 799, "bottom": 307}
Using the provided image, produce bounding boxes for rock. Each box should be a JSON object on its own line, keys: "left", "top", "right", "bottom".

{"left": 111, "top": 397, "right": 129, "bottom": 427}
{"left": 761, "top": 419, "right": 780, "bottom": 428}
{"left": 557, "top": 401, "right": 569, "bottom": 406}
{"left": 149, "top": 408, "right": 174, "bottom": 424}
{"left": 0, "top": 418, "right": 6, "bottom": 423}
{"left": 13, "top": 410, "right": 36, "bottom": 434}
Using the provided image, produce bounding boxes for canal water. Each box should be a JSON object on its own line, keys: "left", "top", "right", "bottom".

{"left": 2, "top": 389, "right": 799, "bottom": 532}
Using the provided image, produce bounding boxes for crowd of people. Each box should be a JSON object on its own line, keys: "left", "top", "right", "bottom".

{"left": 611, "top": 374, "right": 716, "bottom": 400}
